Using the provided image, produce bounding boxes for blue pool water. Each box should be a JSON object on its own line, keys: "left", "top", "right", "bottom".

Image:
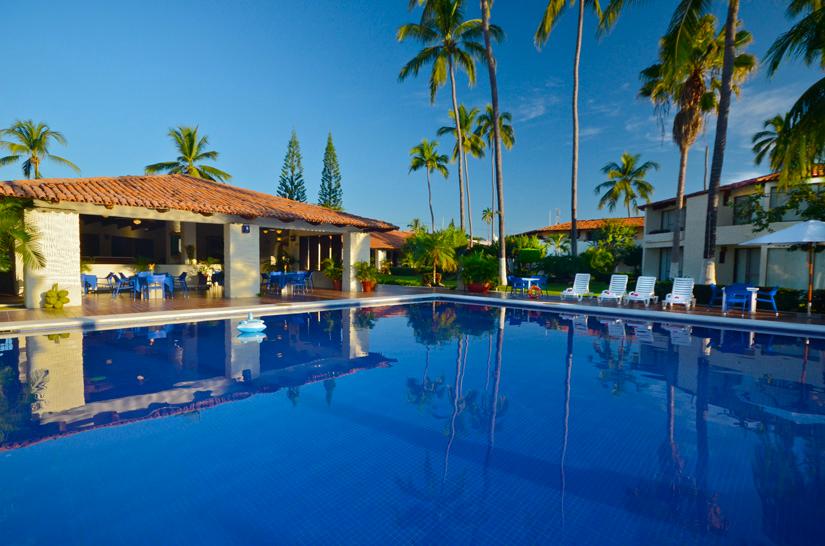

{"left": 0, "top": 302, "right": 823, "bottom": 545}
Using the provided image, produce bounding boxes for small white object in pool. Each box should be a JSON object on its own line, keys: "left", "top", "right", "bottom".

{"left": 237, "top": 312, "right": 266, "bottom": 333}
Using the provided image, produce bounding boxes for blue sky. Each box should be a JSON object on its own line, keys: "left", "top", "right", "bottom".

{"left": 1, "top": 0, "right": 818, "bottom": 234}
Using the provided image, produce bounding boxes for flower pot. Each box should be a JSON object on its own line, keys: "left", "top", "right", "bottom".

{"left": 361, "top": 280, "right": 377, "bottom": 293}
{"left": 467, "top": 282, "right": 491, "bottom": 294}
{"left": 332, "top": 279, "right": 342, "bottom": 291}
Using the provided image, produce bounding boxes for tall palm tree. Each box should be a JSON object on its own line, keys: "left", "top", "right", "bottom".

{"left": 0, "top": 200, "right": 45, "bottom": 273}
{"left": 479, "top": 0, "right": 508, "bottom": 286}
{"left": 475, "top": 105, "right": 514, "bottom": 246}
{"left": 145, "top": 126, "right": 231, "bottom": 183}
{"left": 596, "top": 152, "right": 658, "bottom": 216}
{"left": 752, "top": 115, "right": 787, "bottom": 166}
{"left": 409, "top": 139, "right": 450, "bottom": 232}
{"left": 763, "top": 1, "right": 825, "bottom": 182}
{"left": 408, "top": 218, "right": 427, "bottom": 233}
{"left": 398, "top": 0, "right": 500, "bottom": 236}
{"left": 534, "top": 0, "right": 630, "bottom": 257}
{"left": 640, "top": 15, "right": 754, "bottom": 277}
{"left": 438, "top": 104, "right": 485, "bottom": 246}
{"left": 0, "top": 120, "right": 79, "bottom": 179}
{"left": 481, "top": 206, "right": 495, "bottom": 242}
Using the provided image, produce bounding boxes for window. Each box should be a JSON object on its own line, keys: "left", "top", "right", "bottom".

{"left": 657, "top": 248, "right": 671, "bottom": 280}
{"left": 734, "top": 248, "right": 761, "bottom": 285}
{"left": 733, "top": 195, "right": 754, "bottom": 225}
{"left": 659, "top": 209, "right": 685, "bottom": 232}
{"left": 768, "top": 183, "right": 824, "bottom": 222}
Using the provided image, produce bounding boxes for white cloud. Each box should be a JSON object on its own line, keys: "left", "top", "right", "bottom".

{"left": 728, "top": 84, "right": 806, "bottom": 147}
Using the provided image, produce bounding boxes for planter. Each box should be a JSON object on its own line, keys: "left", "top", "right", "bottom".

{"left": 332, "top": 279, "right": 342, "bottom": 291}
{"left": 467, "top": 281, "right": 492, "bottom": 294}
{"left": 361, "top": 280, "right": 377, "bottom": 293}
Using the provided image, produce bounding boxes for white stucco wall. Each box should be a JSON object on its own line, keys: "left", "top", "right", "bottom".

{"left": 342, "top": 232, "right": 370, "bottom": 292}
{"left": 24, "top": 208, "right": 82, "bottom": 308}
{"left": 223, "top": 223, "right": 260, "bottom": 298}
{"left": 26, "top": 334, "right": 85, "bottom": 414}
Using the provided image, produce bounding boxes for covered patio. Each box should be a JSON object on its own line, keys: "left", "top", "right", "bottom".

{"left": 0, "top": 174, "right": 396, "bottom": 308}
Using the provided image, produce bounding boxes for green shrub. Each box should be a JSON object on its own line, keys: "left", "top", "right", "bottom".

{"left": 460, "top": 252, "right": 498, "bottom": 284}
{"left": 389, "top": 266, "right": 419, "bottom": 276}
{"left": 353, "top": 261, "right": 378, "bottom": 282}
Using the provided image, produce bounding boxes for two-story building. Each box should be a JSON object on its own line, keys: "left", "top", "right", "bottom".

{"left": 639, "top": 169, "right": 825, "bottom": 289}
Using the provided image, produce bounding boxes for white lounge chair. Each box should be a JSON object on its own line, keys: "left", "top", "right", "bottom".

{"left": 561, "top": 273, "right": 590, "bottom": 301}
{"left": 663, "top": 277, "right": 696, "bottom": 309}
{"left": 627, "top": 320, "right": 655, "bottom": 344}
{"left": 602, "top": 318, "right": 626, "bottom": 339}
{"left": 626, "top": 276, "right": 658, "bottom": 307}
{"left": 597, "top": 274, "right": 629, "bottom": 304}
{"left": 663, "top": 323, "right": 693, "bottom": 346}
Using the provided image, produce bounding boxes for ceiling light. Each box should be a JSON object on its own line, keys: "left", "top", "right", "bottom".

{"left": 133, "top": 219, "right": 142, "bottom": 225}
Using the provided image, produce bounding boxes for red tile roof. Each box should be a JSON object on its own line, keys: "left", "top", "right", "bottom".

{"left": 0, "top": 174, "right": 397, "bottom": 231}
{"left": 639, "top": 167, "right": 825, "bottom": 210}
{"left": 522, "top": 217, "right": 644, "bottom": 236}
{"left": 370, "top": 230, "right": 414, "bottom": 250}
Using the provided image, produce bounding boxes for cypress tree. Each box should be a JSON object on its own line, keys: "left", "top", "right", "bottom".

{"left": 276, "top": 130, "right": 307, "bottom": 202}
{"left": 318, "top": 132, "right": 343, "bottom": 210}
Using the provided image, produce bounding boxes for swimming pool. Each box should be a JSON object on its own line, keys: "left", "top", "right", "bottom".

{"left": 0, "top": 302, "right": 822, "bottom": 545}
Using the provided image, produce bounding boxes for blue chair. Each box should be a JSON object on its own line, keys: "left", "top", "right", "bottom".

{"left": 291, "top": 272, "right": 309, "bottom": 295}
{"left": 756, "top": 286, "right": 779, "bottom": 314}
{"left": 212, "top": 271, "right": 224, "bottom": 287}
{"left": 709, "top": 284, "right": 724, "bottom": 306}
{"left": 174, "top": 272, "right": 189, "bottom": 295}
{"left": 113, "top": 274, "right": 138, "bottom": 299}
{"left": 723, "top": 283, "right": 751, "bottom": 311}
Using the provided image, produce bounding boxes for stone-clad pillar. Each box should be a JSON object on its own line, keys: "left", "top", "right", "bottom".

{"left": 24, "top": 208, "right": 82, "bottom": 309}
{"left": 342, "top": 232, "right": 370, "bottom": 292}
{"left": 223, "top": 223, "right": 260, "bottom": 298}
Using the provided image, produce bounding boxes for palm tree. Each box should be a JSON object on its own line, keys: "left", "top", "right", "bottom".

{"left": 409, "top": 139, "right": 450, "bottom": 232}
{"left": 0, "top": 200, "right": 44, "bottom": 273}
{"left": 475, "top": 105, "right": 514, "bottom": 245}
{"left": 545, "top": 232, "right": 571, "bottom": 256}
{"left": 479, "top": 0, "right": 508, "bottom": 285}
{"left": 752, "top": 114, "right": 786, "bottom": 166}
{"left": 535, "top": 0, "right": 630, "bottom": 257}
{"left": 398, "top": 0, "right": 500, "bottom": 236}
{"left": 145, "top": 126, "right": 231, "bottom": 183}
{"left": 595, "top": 152, "right": 658, "bottom": 217}
{"left": 411, "top": 230, "right": 459, "bottom": 286}
{"left": 408, "top": 218, "right": 427, "bottom": 233}
{"left": 640, "top": 15, "right": 754, "bottom": 277}
{"left": 0, "top": 120, "right": 79, "bottom": 179}
{"left": 764, "top": 1, "right": 825, "bottom": 182}
{"left": 438, "top": 104, "right": 486, "bottom": 246}
{"left": 481, "top": 207, "right": 495, "bottom": 242}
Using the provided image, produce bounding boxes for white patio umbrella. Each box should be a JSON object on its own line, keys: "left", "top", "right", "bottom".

{"left": 740, "top": 220, "right": 825, "bottom": 315}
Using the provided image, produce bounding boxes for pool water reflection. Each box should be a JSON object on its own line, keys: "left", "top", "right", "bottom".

{"left": 0, "top": 303, "right": 823, "bottom": 545}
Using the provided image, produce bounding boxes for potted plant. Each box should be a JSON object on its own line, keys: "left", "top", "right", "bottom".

{"left": 460, "top": 252, "right": 498, "bottom": 293}
{"left": 353, "top": 261, "right": 379, "bottom": 293}
{"left": 321, "top": 258, "right": 344, "bottom": 290}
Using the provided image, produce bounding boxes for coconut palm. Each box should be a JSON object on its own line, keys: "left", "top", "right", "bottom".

{"left": 481, "top": 207, "right": 496, "bottom": 242}
{"left": 752, "top": 115, "right": 787, "bottom": 166}
{"left": 475, "top": 105, "right": 514, "bottom": 246}
{"left": 145, "top": 126, "right": 231, "bottom": 183}
{"left": 0, "top": 200, "right": 44, "bottom": 273}
{"left": 535, "top": 0, "right": 632, "bottom": 257}
{"left": 0, "top": 120, "right": 80, "bottom": 179}
{"left": 640, "top": 15, "right": 754, "bottom": 277}
{"left": 545, "top": 232, "right": 571, "bottom": 256}
{"left": 408, "top": 218, "right": 427, "bottom": 233}
{"left": 596, "top": 152, "right": 658, "bottom": 216}
{"left": 763, "top": 1, "right": 825, "bottom": 182}
{"left": 410, "top": 230, "right": 459, "bottom": 286}
{"left": 438, "top": 105, "right": 486, "bottom": 246}
{"left": 399, "top": 0, "right": 502, "bottom": 237}
{"left": 409, "top": 139, "right": 450, "bottom": 233}
{"left": 479, "top": 0, "right": 508, "bottom": 285}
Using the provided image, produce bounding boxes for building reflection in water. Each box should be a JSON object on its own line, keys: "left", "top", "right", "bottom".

{"left": 0, "top": 308, "right": 393, "bottom": 450}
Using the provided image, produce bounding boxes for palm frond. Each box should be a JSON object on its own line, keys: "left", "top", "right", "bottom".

{"left": 535, "top": 0, "right": 568, "bottom": 48}
{"left": 46, "top": 154, "right": 80, "bottom": 173}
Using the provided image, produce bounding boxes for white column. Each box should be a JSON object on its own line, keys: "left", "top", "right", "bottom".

{"left": 342, "top": 308, "right": 369, "bottom": 359}
{"left": 24, "top": 208, "right": 82, "bottom": 309}
{"left": 181, "top": 222, "right": 198, "bottom": 264}
{"left": 342, "top": 232, "right": 370, "bottom": 292}
{"left": 26, "top": 333, "right": 85, "bottom": 414}
{"left": 223, "top": 223, "right": 260, "bottom": 298}
{"left": 225, "top": 319, "right": 261, "bottom": 380}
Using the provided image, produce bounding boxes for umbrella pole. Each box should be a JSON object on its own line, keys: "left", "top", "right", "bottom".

{"left": 808, "top": 243, "right": 815, "bottom": 316}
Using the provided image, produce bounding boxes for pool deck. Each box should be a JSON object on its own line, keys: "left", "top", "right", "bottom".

{"left": 2, "top": 285, "right": 825, "bottom": 336}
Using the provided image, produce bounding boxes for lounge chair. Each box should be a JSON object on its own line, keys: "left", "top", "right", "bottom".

{"left": 627, "top": 320, "right": 655, "bottom": 344}
{"left": 560, "top": 273, "right": 590, "bottom": 301}
{"left": 626, "top": 276, "right": 658, "bottom": 306}
{"left": 663, "top": 323, "right": 693, "bottom": 346}
{"left": 663, "top": 277, "right": 696, "bottom": 309}
{"left": 597, "top": 274, "right": 629, "bottom": 304}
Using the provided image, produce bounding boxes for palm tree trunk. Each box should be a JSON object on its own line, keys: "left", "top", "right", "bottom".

{"left": 448, "top": 60, "right": 467, "bottom": 233}
{"left": 426, "top": 169, "right": 436, "bottom": 233}
{"left": 569, "top": 0, "right": 584, "bottom": 257}
{"left": 464, "top": 152, "right": 474, "bottom": 247}
{"left": 671, "top": 146, "right": 689, "bottom": 278}
{"left": 481, "top": 0, "right": 507, "bottom": 286}
{"left": 490, "top": 149, "right": 495, "bottom": 242}
{"left": 702, "top": 0, "right": 740, "bottom": 285}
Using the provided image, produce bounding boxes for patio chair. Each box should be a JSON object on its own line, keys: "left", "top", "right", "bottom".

{"left": 560, "top": 273, "right": 590, "bottom": 301}
{"left": 722, "top": 283, "right": 750, "bottom": 312}
{"left": 756, "top": 286, "right": 779, "bottom": 314}
{"left": 709, "top": 284, "right": 724, "bottom": 306}
{"left": 663, "top": 323, "right": 693, "bottom": 346}
{"left": 626, "top": 276, "right": 658, "bottom": 306}
{"left": 174, "top": 272, "right": 189, "bottom": 296}
{"left": 506, "top": 276, "right": 527, "bottom": 295}
{"left": 627, "top": 320, "right": 655, "bottom": 344}
{"left": 597, "top": 274, "right": 629, "bottom": 304}
{"left": 663, "top": 277, "right": 696, "bottom": 309}
{"left": 291, "top": 272, "right": 309, "bottom": 295}
{"left": 112, "top": 275, "right": 138, "bottom": 299}
{"left": 603, "top": 318, "right": 626, "bottom": 339}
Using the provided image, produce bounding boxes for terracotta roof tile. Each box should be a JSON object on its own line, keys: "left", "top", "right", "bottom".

{"left": 0, "top": 174, "right": 397, "bottom": 231}
{"left": 522, "top": 217, "right": 644, "bottom": 235}
{"left": 370, "top": 230, "right": 414, "bottom": 249}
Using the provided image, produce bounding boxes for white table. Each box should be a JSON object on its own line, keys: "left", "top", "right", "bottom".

{"left": 746, "top": 286, "right": 760, "bottom": 313}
